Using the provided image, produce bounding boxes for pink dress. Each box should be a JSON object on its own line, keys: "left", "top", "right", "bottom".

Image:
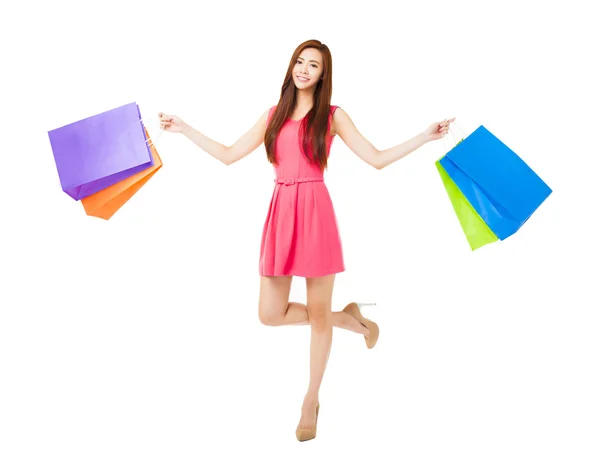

{"left": 259, "top": 104, "right": 345, "bottom": 278}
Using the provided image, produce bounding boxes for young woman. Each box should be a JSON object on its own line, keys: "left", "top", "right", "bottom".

{"left": 159, "top": 39, "right": 453, "bottom": 442}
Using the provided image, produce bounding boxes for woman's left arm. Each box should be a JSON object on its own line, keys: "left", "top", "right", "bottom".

{"left": 333, "top": 108, "right": 453, "bottom": 170}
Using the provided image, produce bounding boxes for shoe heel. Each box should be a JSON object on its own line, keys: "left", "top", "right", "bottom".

{"left": 356, "top": 302, "right": 377, "bottom": 312}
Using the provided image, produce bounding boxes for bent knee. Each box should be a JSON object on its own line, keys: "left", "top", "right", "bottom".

{"left": 258, "top": 309, "right": 282, "bottom": 326}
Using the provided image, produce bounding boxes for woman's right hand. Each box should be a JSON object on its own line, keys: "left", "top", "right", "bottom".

{"left": 158, "top": 112, "right": 185, "bottom": 133}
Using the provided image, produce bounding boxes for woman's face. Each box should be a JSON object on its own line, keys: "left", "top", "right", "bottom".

{"left": 292, "top": 48, "right": 324, "bottom": 89}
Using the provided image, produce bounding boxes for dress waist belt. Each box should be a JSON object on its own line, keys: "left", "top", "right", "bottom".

{"left": 274, "top": 177, "right": 324, "bottom": 186}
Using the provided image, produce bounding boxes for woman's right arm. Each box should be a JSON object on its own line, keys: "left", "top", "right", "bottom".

{"left": 176, "top": 108, "right": 270, "bottom": 166}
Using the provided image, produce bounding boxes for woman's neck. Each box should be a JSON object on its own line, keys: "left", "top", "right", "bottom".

{"left": 295, "top": 90, "right": 314, "bottom": 113}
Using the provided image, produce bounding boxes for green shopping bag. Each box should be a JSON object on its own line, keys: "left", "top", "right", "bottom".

{"left": 435, "top": 159, "right": 498, "bottom": 250}
{"left": 435, "top": 123, "right": 498, "bottom": 250}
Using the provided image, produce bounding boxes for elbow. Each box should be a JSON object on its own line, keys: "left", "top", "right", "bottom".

{"left": 223, "top": 147, "right": 232, "bottom": 166}
{"left": 372, "top": 150, "right": 381, "bottom": 170}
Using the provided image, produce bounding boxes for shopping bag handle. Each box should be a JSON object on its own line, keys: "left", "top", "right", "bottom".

{"left": 441, "top": 121, "right": 467, "bottom": 154}
{"left": 140, "top": 113, "right": 164, "bottom": 148}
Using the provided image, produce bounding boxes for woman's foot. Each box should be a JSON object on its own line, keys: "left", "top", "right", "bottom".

{"left": 342, "top": 302, "right": 379, "bottom": 349}
{"left": 296, "top": 395, "right": 319, "bottom": 438}
{"left": 342, "top": 310, "right": 370, "bottom": 336}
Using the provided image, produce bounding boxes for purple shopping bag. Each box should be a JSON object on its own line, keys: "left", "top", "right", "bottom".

{"left": 48, "top": 102, "right": 155, "bottom": 200}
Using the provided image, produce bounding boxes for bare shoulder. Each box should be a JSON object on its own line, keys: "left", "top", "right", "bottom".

{"left": 262, "top": 105, "right": 277, "bottom": 126}
{"left": 262, "top": 106, "right": 271, "bottom": 125}
{"left": 331, "top": 105, "right": 345, "bottom": 136}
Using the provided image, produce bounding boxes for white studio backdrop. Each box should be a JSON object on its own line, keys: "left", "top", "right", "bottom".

{"left": 1, "top": 0, "right": 599, "bottom": 468}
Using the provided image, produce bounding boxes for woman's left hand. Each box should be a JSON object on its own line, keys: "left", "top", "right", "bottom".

{"left": 424, "top": 117, "right": 455, "bottom": 141}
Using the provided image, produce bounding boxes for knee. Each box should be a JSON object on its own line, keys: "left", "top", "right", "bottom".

{"left": 258, "top": 309, "right": 281, "bottom": 326}
{"left": 307, "top": 306, "right": 329, "bottom": 329}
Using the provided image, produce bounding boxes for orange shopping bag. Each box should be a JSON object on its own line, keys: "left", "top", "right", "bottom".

{"left": 80, "top": 127, "right": 163, "bottom": 220}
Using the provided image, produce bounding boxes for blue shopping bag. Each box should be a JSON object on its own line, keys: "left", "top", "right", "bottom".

{"left": 438, "top": 124, "right": 552, "bottom": 240}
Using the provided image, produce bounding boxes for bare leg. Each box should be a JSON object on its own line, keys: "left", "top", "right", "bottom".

{"left": 257, "top": 275, "right": 370, "bottom": 334}
{"left": 296, "top": 274, "right": 335, "bottom": 433}
{"left": 257, "top": 275, "right": 375, "bottom": 437}
{"left": 269, "top": 301, "right": 369, "bottom": 335}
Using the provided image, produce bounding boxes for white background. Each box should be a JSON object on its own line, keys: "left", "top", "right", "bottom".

{"left": 1, "top": 0, "right": 599, "bottom": 467}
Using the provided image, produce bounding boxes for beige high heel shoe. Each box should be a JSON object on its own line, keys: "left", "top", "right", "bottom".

{"left": 296, "top": 402, "right": 320, "bottom": 442}
{"left": 343, "top": 302, "right": 379, "bottom": 349}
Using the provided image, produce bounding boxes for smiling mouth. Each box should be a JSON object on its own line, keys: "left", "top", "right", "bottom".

{"left": 297, "top": 76, "right": 309, "bottom": 82}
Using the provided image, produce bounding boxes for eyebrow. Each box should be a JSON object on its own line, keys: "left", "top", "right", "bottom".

{"left": 298, "top": 56, "right": 320, "bottom": 65}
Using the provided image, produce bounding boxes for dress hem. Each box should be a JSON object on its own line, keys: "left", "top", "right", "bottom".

{"left": 259, "top": 267, "right": 345, "bottom": 278}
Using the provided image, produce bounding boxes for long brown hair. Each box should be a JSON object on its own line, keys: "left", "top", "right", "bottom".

{"left": 265, "top": 40, "right": 333, "bottom": 172}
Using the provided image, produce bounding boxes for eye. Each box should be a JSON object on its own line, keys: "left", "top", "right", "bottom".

{"left": 296, "top": 60, "right": 318, "bottom": 68}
